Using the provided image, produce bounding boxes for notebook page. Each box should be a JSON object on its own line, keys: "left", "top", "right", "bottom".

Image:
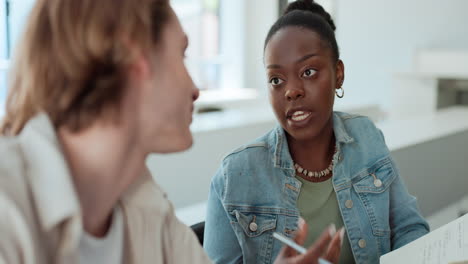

{"left": 380, "top": 214, "right": 468, "bottom": 264}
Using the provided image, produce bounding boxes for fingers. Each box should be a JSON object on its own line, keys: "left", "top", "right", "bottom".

{"left": 293, "top": 218, "right": 308, "bottom": 246}
{"left": 299, "top": 224, "right": 335, "bottom": 262}
{"left": 324, "top": 227, "right": 345, "bottom": 264}
{"left": 275, "top": 224, "right": 344, "bottom": 264}
{"left": 283, "top": 218, "right": 308, "bottom": 258}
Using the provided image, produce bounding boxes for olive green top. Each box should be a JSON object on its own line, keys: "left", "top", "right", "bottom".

{"left": 295, "top": 176, "right": 355, "bottom": 264}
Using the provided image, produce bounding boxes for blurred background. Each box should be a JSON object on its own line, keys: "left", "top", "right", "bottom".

{"left": 1, "top": 0, "right": 468, "bottom": 230}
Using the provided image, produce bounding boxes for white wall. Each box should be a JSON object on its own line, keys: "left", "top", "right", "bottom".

{"left": 243, "top": 0, "right": 278, "bottom": 94}
{"left": 147, "top": 119, "right": 276, "bottom": 208}
{"left": 334, "top": 0, "right": 468, "bottom": 110}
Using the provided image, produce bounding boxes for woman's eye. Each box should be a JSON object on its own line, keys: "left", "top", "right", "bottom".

{"left": 269, "top": 77, "right": 284, "bottom": 86}
{"left": 302, "top": 68, "right": 317, "bottom": 78}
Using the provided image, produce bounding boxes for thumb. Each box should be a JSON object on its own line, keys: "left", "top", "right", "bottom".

{"left": 294, "top": 217, "right": 308, "bottom": 245}
{"left": 284, "top": 217, "right": 308, "bottom": 257}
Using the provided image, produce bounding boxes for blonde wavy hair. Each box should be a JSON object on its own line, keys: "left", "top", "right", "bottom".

{"left": 1, "top": 0, "right": 170, "bottom": 135}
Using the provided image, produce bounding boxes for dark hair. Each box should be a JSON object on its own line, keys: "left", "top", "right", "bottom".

{"left": 264, "top": 0, "right": 339, "bottom": 62}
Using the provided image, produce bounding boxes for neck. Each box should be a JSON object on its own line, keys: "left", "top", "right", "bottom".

{"left": 288, "top": 115, "right": 335, "bottom": 173}
{"left": 58, "top": 121, "right": 146, "bottom": 237}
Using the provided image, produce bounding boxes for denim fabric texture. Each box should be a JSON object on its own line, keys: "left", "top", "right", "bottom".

{"left": 203, "top": 112, "right": 429, "bottom": 264}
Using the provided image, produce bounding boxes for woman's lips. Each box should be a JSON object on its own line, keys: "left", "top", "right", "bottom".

{"left": 287, "top": 110, "right": 313, "bottom": 127}
{"left": 290, "top": 110, "right": 311, "bottom": 121}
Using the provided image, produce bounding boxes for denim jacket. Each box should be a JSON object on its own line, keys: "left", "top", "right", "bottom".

{"left": 204, "top": 112, "right": 429, "bottom": 264}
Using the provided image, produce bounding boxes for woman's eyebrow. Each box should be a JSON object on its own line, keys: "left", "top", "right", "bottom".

{"left": 295, "top": 53, "right": 317, "bottom": 64}
{"left": 266, "top": 53, "right": 317, "bottom": 69}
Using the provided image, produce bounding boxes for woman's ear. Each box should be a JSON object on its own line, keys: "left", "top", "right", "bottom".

{"left": 335, "top": 59, "right": 345, "bottom": 88}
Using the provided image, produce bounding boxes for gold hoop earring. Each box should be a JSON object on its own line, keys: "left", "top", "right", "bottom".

{"left": 336, "top": 87, "right": 344, "bottom": 98}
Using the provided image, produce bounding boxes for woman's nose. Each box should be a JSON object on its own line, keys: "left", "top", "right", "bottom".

{"left": 285, "top": 84, "right": 305, "bottom": 101}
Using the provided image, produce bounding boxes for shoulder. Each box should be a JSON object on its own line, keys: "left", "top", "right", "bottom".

{"left": 210, "top": 128, "right": 276, "bottom": 192}
{"left": 215, "top": 128, "right": 278, "bottom": 181}
{"left": 335, "top": 112, "right": 391, "bottom": 170}
{"left": 0, "top": 136, "right": 30, "bottom": 210}
{"left": 221, "top": 127, "right": 275, "bottom": 165}
{"left": 0, "top": 136, "right": 26, "bottom": 175}
{"left": 0, "top": 193, "right": 29, "bottom": 233}
{"left": 335, "top": 111, "right": 385, "bottom": 143}
{"left": 0, "top": 137, "right": 44, "bottom": 262}
{"left": 0, "top": 136, "right": 24, "bottom": 170}
{"left": 0, "top": 193, "right": 34, "bottom": 263}
{"left": 121, "top": 173, "right": 212, "bottom": 264}
{"left": 336, "top": 111, "right": 377, "bottom": 129}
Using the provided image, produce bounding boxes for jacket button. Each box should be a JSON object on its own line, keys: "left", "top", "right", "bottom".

{"left": 358, "top": 239, "right": 367, "bottom": 248}
{"left": 374, "top": 179, "right": 383, "bottom": 187}
{"left": 345, "top": 200, "right": 353, "bottom": 209}
{"left": 249, "top": 222, "right": 258, "bottom": 232}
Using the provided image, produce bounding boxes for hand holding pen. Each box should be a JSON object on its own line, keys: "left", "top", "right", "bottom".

{"left": 273, "top": 218, "right": 345, "bottom": 264}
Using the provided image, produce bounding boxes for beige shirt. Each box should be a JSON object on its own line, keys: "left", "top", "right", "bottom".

{"left": 0, "top": 114, "right": 211, "bottom": 264}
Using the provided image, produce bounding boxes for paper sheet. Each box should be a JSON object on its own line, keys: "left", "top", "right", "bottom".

{"left": 380, "top": 214, "right": 468, "bottom": 264}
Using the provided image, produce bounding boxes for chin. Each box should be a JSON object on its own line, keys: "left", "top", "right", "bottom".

{"left": 284, "top": 124, "right": 322, "bottom": 142}
{"left": 178, "top": 136, "right": 194, "bottom": 151}
{"left": 155, "top": 133, "right": 193, "bottom": 154}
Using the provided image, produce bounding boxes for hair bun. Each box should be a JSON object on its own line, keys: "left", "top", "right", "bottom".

{"left": 284, "top": 0, "right": 336, "bottom": 31}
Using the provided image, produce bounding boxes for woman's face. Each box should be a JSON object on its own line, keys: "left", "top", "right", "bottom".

{"left": 133, "top": 8, "right": 199, "bottom": 154}
{"left": 264, "top": 26, "right": 344, "bottom": 142}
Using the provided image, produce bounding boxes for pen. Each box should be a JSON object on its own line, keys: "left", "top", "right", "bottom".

{"left": 273, "top": 232, "right": 307, "bottom": 254}
{"left": 273, "top": 232, "right": 332, "bottom": 264}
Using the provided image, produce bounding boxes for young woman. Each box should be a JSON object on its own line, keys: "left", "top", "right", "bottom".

{"left": 203, "top": 1, "right": 430, "bottom": 263}
{"left": 0, "top": 0, "right": 340, "bottom": 263}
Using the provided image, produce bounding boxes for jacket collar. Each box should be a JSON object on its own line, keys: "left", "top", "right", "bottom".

{"left": 18, "top": 113, "right": 82, "bottom": 258}
{"left": 19, "top": 113, "right": 81, "bottom": 234}
{"left": 332, "top": 111, "right": 355, "bottom": 145}
{"left": 272, "top": 125, "right": 294, "bottom": 170}
{"left": 17, "top": 113, "right": 161, "bottom": 259}
{"left": 272, "top": 112, "right": 354, "bottom": 171}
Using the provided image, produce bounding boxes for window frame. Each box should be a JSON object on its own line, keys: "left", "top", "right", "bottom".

{"left": 0, "top": 0, "right": 284, "bottom": 113}
{"left": 1, "top": 0, "right": 8, "bottom": 115}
